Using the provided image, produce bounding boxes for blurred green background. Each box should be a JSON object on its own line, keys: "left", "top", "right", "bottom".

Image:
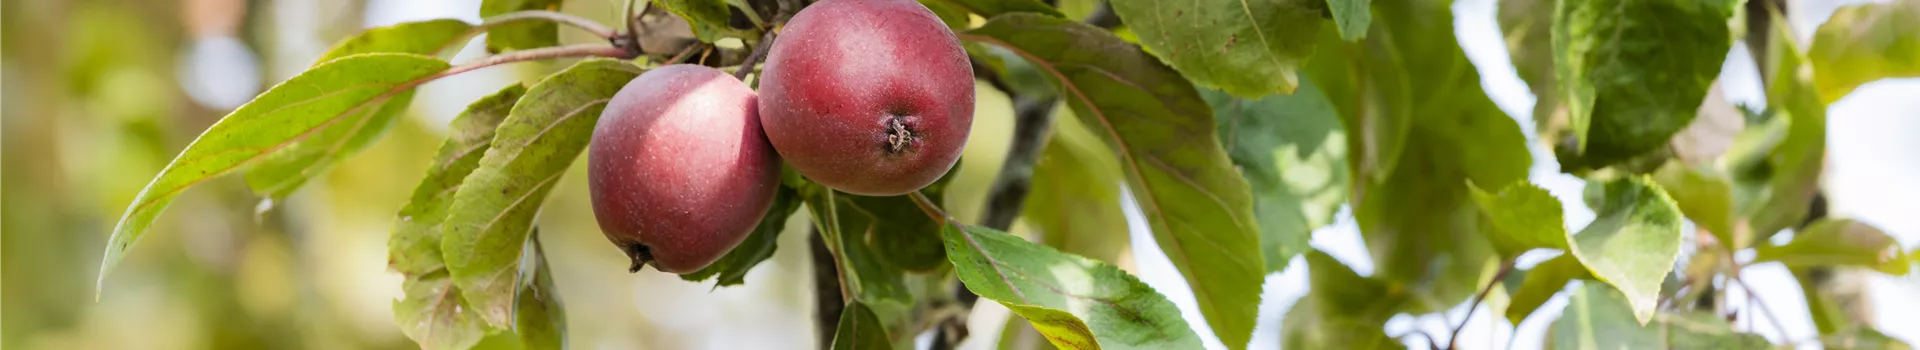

{"left": 0, "top": 0, "right": 1026, "bottom": 348}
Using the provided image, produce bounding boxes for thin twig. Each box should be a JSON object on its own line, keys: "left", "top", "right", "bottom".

{"left": 810, "top": 230, "right": 844, "bottom": 350}
{"left": 337, "top": 44, "right": 632, "bottom": 120}
{"left": 734, "top": 32, "right": 777, "bottom": 82}
{"left": 480, "top": 10, "right": 620, "bottom": 40}
{"left": 1721, "top": 236, "right": 1792, "bottom": 341}
{"left": 664, "top": 43, "right": 704, "bottom": 65}
{"left": 1732, "top": 276, "right": 1793, "bottom": 341}
{"left": 1411, "top": 330, "right": 1443, "bottom": 350}
{"left": 417, "top": 44, "right": 636, "bottom": 86}
{"left": 907, "top": 191, "right": 953, "bottom": 224}
{"left": 1447, "top": 261, "right": 1515, "bottom": 350}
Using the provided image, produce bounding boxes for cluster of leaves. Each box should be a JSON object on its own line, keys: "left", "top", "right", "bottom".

{"left": 96, "top": 0, "right": 1920, "bottom": 348}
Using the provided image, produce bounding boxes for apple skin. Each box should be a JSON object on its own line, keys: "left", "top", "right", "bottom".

{"left": 756, "top": 0, "right": 975, "bottom": 196}
{"left": 588, "top": 64, "right": 780, "bottom": 274}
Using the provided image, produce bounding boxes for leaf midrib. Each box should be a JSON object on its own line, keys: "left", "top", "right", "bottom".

{"left": 959, "top": 33, "right": 1257, "bottom": 330}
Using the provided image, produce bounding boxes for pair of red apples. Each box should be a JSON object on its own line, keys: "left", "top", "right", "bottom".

{"left": 587, "top": 0, "right": 975, "bottom": 273}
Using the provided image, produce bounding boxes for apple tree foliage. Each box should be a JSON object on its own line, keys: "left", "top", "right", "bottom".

{"left": 98, "top": 0, "right": 1920, "bottom": 348}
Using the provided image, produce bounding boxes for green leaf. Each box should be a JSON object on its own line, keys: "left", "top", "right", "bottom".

{"left": 1550, "top": 283, "right": 1771, "bottom": 350}
{"left": 830, "top": 301, "right": 894, "bottom": 350}
{"left": 1328, "top": 0, "right": 1371, "bottom": 42}
{"left": 961, "top": 14, "right": 1265, "bottom": 348}
{"left": 1821, "top": 327, "right": 1914, "bottom": 350}
{"left": 394, "top": 272, "right": 489, "bottom": 350}
{"left": 1024, "top": 111, "right": 1130, "bottom": 263}
{"left": 1809, "top": 0, "right": 1920, "bottom": 104}
{"left": 1302, "top": 251, "right": 1401, "bottom": 321}
{"left": 937, "top": 0, "right": 1064, "bottom": 18}
{"left": 1205, "top": 79, "right": 1348, "bottom": 272}
{"left": 838, "top": 194, "right": 950, "bottom": 272}
{"left": 847, "top": 164, "right": 962, "bottom": 272}
{"left": 1110, "top": 0, "right": 1323, "bottom": 97}
{"left": 98, "top": 53, "right": 449, "bottom": 292}
{"left": 1658, "top": 312, "right": 1773, "bottom": 349}
{"left": 1499, "top": 0, "right": 1563, "bottom": 128}
{"left": 801, "top": 190, "right": 912, "bottom": 304}
{"left": 1302, "top": 27, "right": 1411, "bottom": 184}
{"left": 1756, "top": 219, "right": 1909, "bottom": 275}
{"left": 248, "top": 19, "right": 483, "bottom": 199}
{"left": 681, "top": 185, "right": 802, "bottom": 286}
{"left": 1316, "top": 0, "right": 1532, "bottom": 312}
{"left": 1282, "top": 251, "right": 1404, "bottom": 350}
{"left": 1505, "top": 254, "right": 1590, "bottom": 326}
{"left": 391, "top": 84, "right": 524, "bottom": 276}
{"left": 243, "top": 90, "right": 415, "bottom": 198}
{"left": 1469, "top": 181, "right": 1571, "bottom": 259}
{"left": 918, "top": 0, "right": 974, "bottom": 29}
{"left": 514, "top": 235, "right": 566, "bottom": 349}
{"left": 1748, "top": 13, "right": 1826, "bottom": 239}
{"left": 481, "top": 0, "right": 565, "bottom": 52}
{"left": 967, "top": 43, "right": 1059, "bottom": 99}
{"left": 441, "top": 59, "right": 641, "bottom": 327}
{"left": 1551, "top": 0, "right": 1737, "bottom": 170}
{"left": 788, "top": 164, "right": 957, "bottom": 302}
{"left": 315, "top": 19, "right": 474, "bottom": 63}
{"left": 1566, "top": 176, "right": 1683, "bottom": 325}
{"left": 942, "top": 224, "right": 1205, "bottom": 350}
{"left": 389, "top": 79, "right": 522, "bottom": 350}
{"left": 1793, "top": 267, "right": 1850, "bottom": 334}
{"left": 1281, "top": 301, "right": 1405, "bottom": 350}
{"left": 1651, "top": 162, "right": 1741, "bottom": 248}
{"left": 651, "top": 0, "right": 753, "bottom": 42}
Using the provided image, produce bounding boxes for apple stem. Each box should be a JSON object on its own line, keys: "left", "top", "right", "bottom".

{"left": 733, "top": 32, "right": 778, "bottom": 82}
{"left": 1444, "top": 259, "right": 1513, "bottom": 350}
{"left": 906, "top": 191, "right": 953, "bottom": 226}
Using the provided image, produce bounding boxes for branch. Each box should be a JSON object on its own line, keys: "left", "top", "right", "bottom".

{"left": 479, "top": 10, "right": 621, "bottom": 41}
{"left": 1722, "top": 234, "right": 1792, "bottom": 341}
{"left": 1446, "top": 260, "right": 1515, "bottom": 350}
{"left": 734, "top": 32, "right": 778, "bottom": 82}
{"left": 978, "top": 95, "right": 1059, "bottom": 230}
{"left": 1732, "top": 275, "right": 1792, "bottom": 341}
{"left": 810, "top": 230, "right": 845, "bottom": 350}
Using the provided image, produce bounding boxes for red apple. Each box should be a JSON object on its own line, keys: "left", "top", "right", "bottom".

{"left": 756, "top": 0, "right": 975, "bottom": 196}
{"left": 589, "top": 64, "right": 779, "bottom": 273}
